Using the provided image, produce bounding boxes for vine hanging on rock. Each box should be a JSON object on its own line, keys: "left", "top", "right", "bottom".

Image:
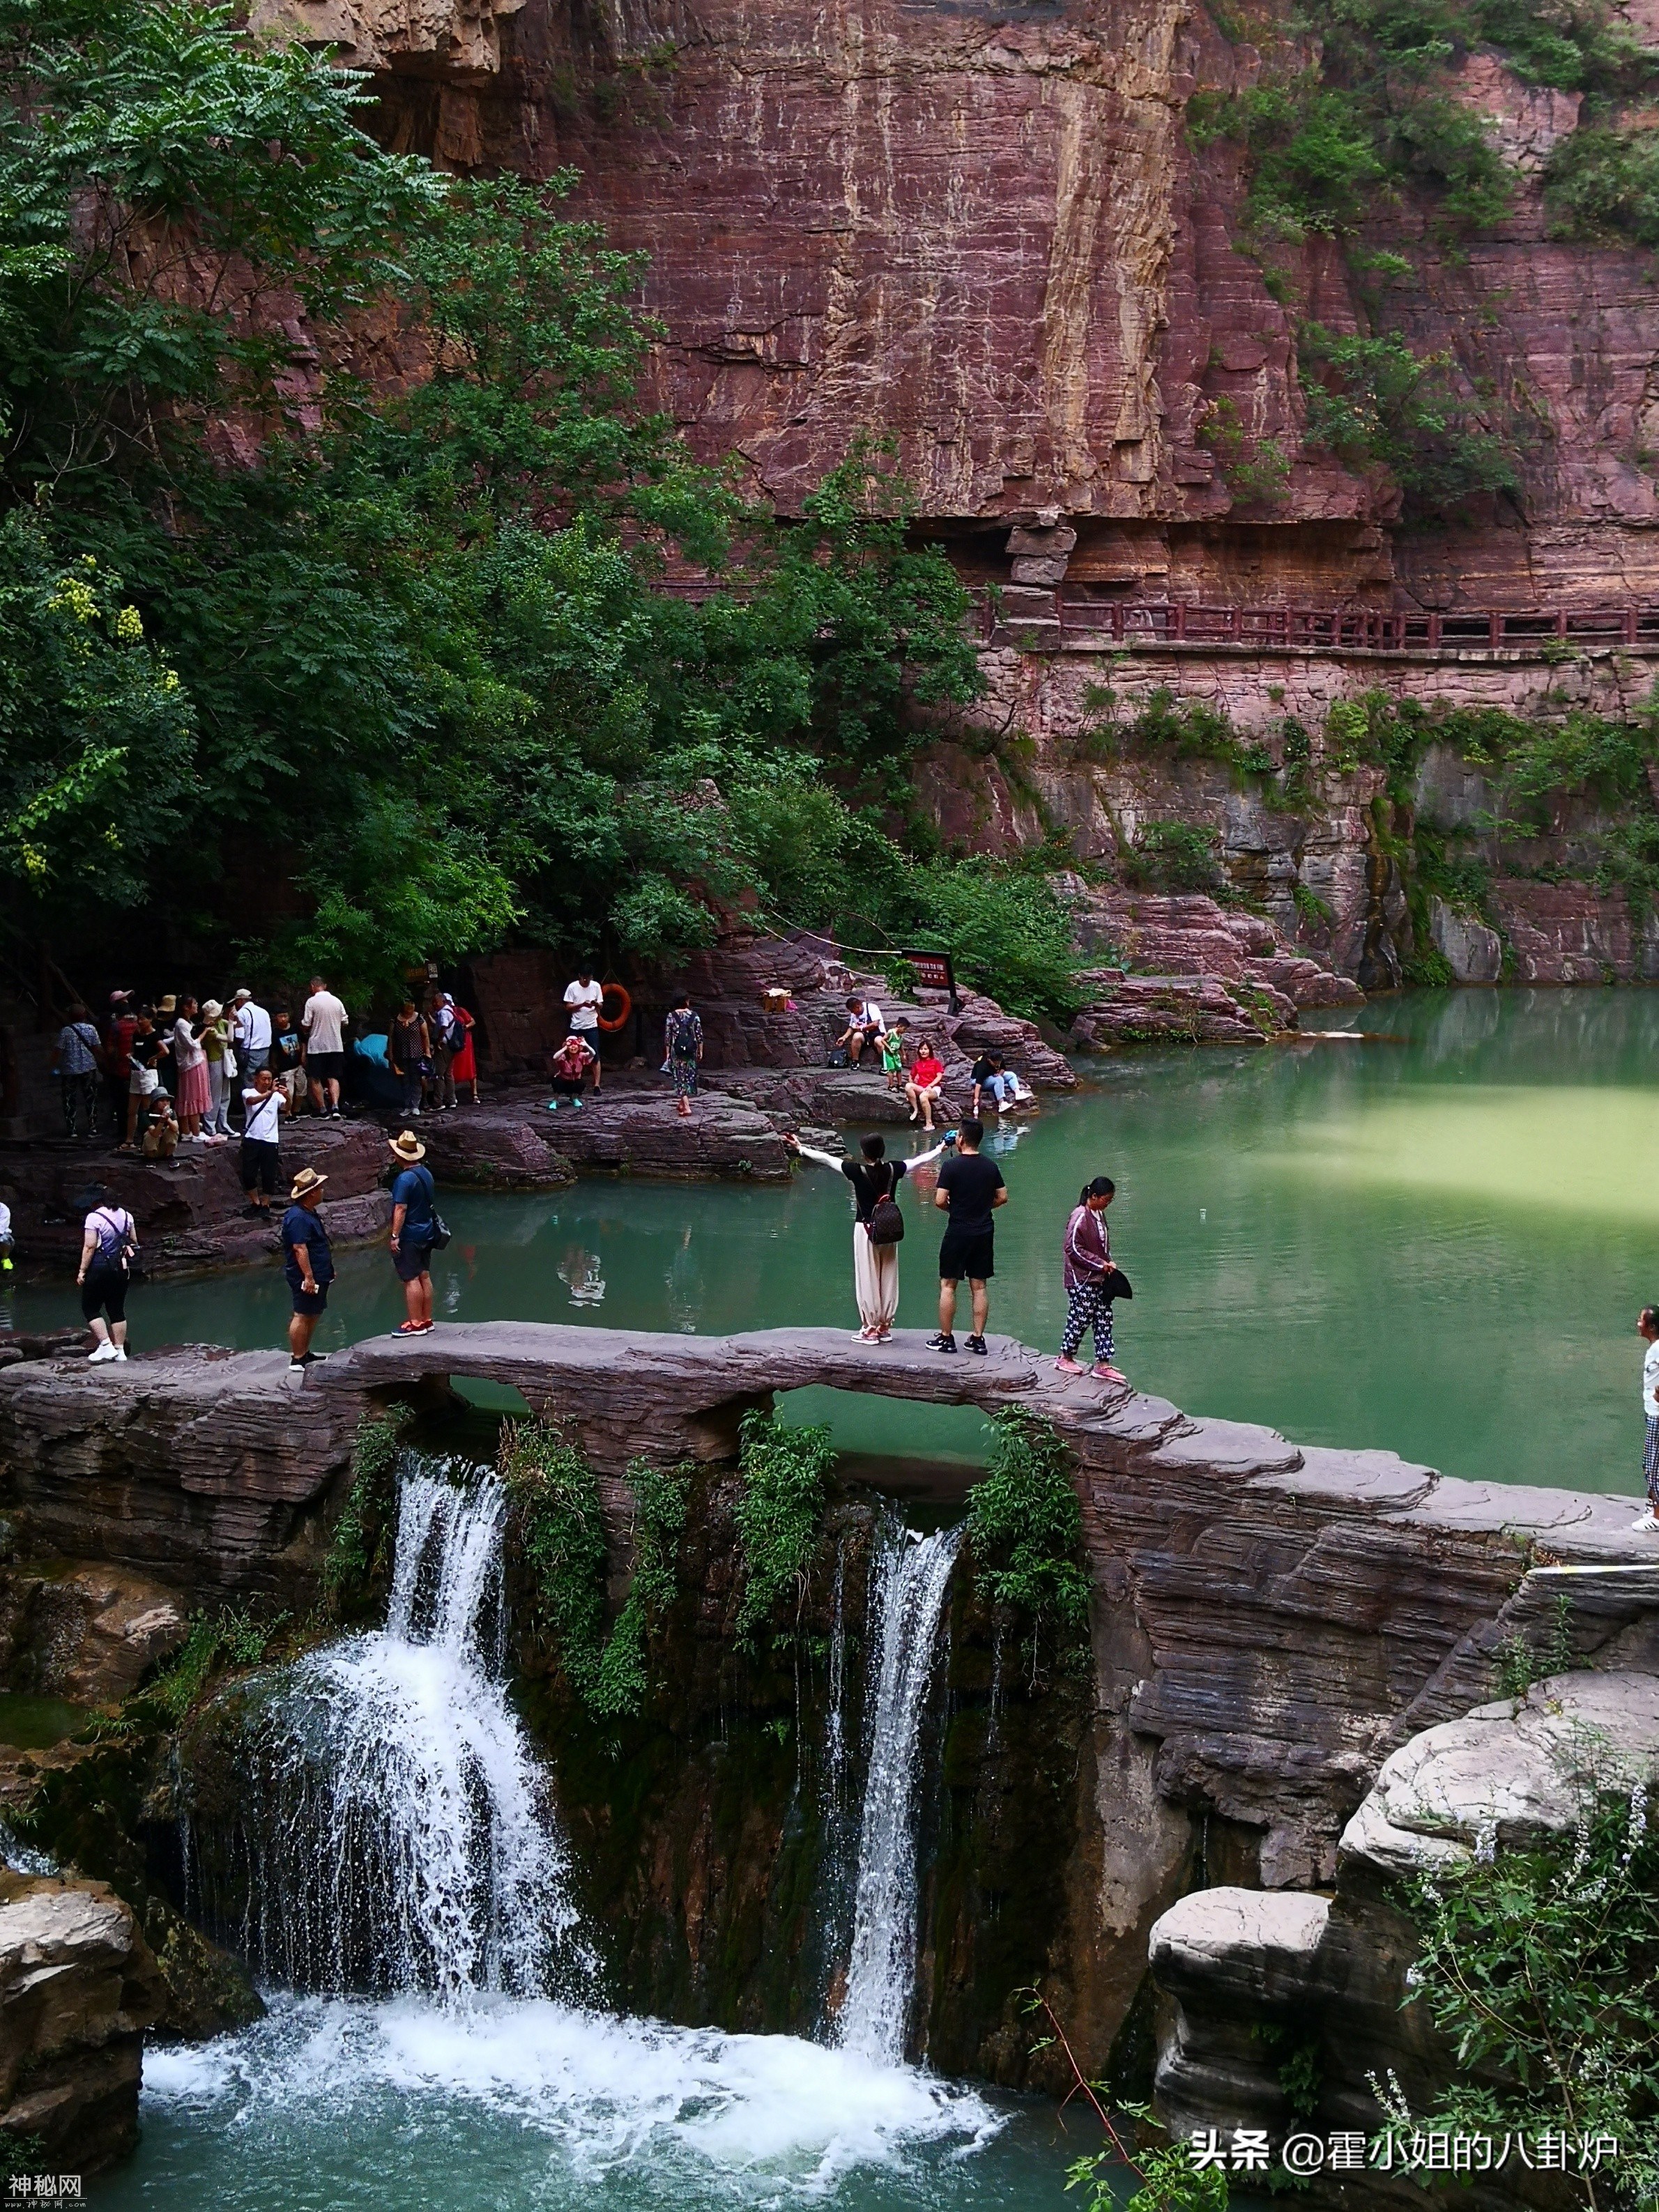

{"left": 498, "top": 1413, "right": 689, "bottom": 1719}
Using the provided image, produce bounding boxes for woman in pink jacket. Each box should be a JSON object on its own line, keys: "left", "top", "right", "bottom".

{"left": 1055, "top": 1176, "right": 1126, "bottom": 1382}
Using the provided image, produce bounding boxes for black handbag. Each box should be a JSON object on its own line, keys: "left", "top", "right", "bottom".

{"left": 1101, "top": 1266, "right": 1133, "bottom": 1302}
{"left": 429, "top": 1210, "right": 452, "bottom": 1252}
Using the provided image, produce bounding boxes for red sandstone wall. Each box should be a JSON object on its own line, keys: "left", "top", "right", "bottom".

{"left": 329, "top": 0, "right": 1659, "bottom": 609}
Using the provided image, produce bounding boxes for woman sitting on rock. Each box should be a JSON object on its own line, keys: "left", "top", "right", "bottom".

{"left": 904, "top": 1039, "right": 947, "bottom": 1131}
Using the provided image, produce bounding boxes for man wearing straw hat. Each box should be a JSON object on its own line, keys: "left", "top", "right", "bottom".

{"left": 280, "top": 1166, "right": 332, "bottom": 1373}
{"left": 388, "top": 1129, "right": 437, "bottom": 1335}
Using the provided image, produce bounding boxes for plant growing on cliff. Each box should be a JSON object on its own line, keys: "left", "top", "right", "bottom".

{"left": 1023, "top": 1989, "right": 1230, "bottom": 2211}
{"left": 145, "top": 1604, "right": 291, "bottom": 1723}
{"left": 1122, "top": 821, "right": 1231, "bottom": 898}
{"left": 1298, "top": 326, "right": 1520, "bottom": 508}
{"left": 966, "top": 1411, "right": 1090, "bottom": 1675}
{"left": 1389, "top": 1788, "right": 1659, "bottom": 2208}
{"left": 498, "top": 1415, "right": 688, "bottom": 1719}
{"left": 323, "top": 1405, "right": 414, "bottom": 1613}
{"left": 733, "top": 1409, "right": 836, "bottom": 1646}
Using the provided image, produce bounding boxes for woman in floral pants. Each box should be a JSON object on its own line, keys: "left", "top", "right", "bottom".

{"left": 1055, "top": 1176, "right": 1126, "bottom": 1383}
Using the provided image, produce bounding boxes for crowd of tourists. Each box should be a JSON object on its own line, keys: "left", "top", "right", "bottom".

{"left": 50, "top": 979, "right": 479, "bottom": 1155}
{"left": 45, "top": 967, "right": 1659, "bottom": 1534}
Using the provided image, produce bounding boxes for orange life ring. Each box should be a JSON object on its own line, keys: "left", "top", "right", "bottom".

{"left": 597, "top": 983, "right": 632, "bottom": 1033}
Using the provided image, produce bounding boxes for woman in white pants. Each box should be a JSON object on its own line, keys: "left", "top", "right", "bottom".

{"left": 786, "top": 1130, "right": 949, "bottom": 1342}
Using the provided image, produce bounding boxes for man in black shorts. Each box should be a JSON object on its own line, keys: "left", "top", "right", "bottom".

{"left": 931, "top": 1117, "right": 1006, "bottom": 1354}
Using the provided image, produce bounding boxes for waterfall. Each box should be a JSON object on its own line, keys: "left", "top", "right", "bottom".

{"left": 204, "top": 1466, "right": 591, "bottom": 2004}
{"left": 836, "top": 1521, "right": 961, "bottom": 2066}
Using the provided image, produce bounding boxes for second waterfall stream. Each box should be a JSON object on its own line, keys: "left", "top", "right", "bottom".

{"left": 837, "top": 1519, "right": 963, "bottom": 2065}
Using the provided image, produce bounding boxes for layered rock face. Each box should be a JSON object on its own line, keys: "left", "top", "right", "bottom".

{"left": 342, "top": 1, "right": 1659, "bottom": 606}
{"left": 0, "top": 1873, "right": 165, "bottom": 2172}
{"left": 1149, "top": 1673, "right": 1659, "bottom": 2208}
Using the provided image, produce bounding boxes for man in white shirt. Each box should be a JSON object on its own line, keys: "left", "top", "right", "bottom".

{"left": 238, "top": 1066, "right": 287, "bottom": 1216}
{"left": 231, "top": 989, "right": 273, "bottom": 1077}
{"left": 302, "top": 976, "right": 351, "bottom": 1119}
{"left": 835, "top": 994, "right": 885, "bottom": 1066}
{"left": 1637, "top": 1307, "right": 1659, "bottom": 1533}
{"left": 563, "top": 971, "right": 605, "bottom": 1093}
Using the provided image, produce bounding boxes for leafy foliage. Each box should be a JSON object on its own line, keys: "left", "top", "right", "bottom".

{"left": 1389, "top": 1788, "right": 1659, "bottom": 2205}
{"left": 1545, "top": 122, "right": 1659, "bottom": 243}
{"left": 965, "top": 1411, "right": 1091, "bottom": 1657}
{"left": 1122, "top": 821, "right": 1230, "bottom": 896}
{"left": 323, "top": 1405, "right": 413, "bottom": 1611}
{"left": 733, "top": 1409, "right": 836, "bottom": 1645}
{"left": 0, "top": 5, "right": 985, "bottom": 994}
{"left": 498, "top": 1415, "right": 687, "bottom": 1719}
{"left": 1298, "top": 325, "right": 1519, "bottom": 505}
{"left": 145, "top": 1603, "right": 289, "bottom": 1722}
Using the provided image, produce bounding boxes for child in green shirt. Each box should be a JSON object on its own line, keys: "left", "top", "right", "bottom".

{"left": 882, "top": 1020, "right": 910, "bottom": 1091}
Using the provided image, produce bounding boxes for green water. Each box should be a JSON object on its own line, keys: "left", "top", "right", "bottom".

{"left": 0, "top": 1691, "right": 91, "bottom": 1747}
{"left": 11, "top": 988, "right": 1657, "bottom": 1493}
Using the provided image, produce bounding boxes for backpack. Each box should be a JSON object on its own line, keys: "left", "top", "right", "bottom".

{"left": 669, "top": 1011, "right": 699, "bottom": 1061}
{"left": 92, "top": 1206, "right": 142, "bottom": 1280}
{"left": 866, "top": 1166, "right": 905, "bottom": 1247}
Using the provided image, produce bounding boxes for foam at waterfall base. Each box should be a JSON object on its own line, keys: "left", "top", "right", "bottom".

{"left": 144, "top": 1993, "right": 1003, "bottom": 2202}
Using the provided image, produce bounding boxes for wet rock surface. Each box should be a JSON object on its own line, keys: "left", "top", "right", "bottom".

{"left": 0, "top": 1871, "right": 164, "bottom": 2171}
{"left": 0, "top": 1117, "right": 390, "bottom": 1278}
{"left": 1, "top": 1323, "right": 1656, "bottom": 2091}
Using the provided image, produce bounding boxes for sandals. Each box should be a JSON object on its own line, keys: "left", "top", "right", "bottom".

{"left": 396, "top": 1320, "right": 434, "bottom": 1335}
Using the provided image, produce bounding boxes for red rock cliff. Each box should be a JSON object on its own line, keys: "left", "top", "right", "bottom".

{"left": 290, "top": 0, "right": 1659, "bottom": 610}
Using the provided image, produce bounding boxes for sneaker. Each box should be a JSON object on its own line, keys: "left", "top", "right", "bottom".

{"left": 88, "top": 1341, "right": 118, "bottom": 1363}
{"left": 111, "top": 1346, "right": 127, "bottom": 1362}
{"left": 1055, "top": 1355, "right": 1087, "bottom": 1376}
{"left": 965, "top": 1334, "right": 988, "bottom": 1355}
{"left": 928, "top": 1331, "right": 957, "bottom": 1353}
{"left": 300, "top": 1350, "right": 329, "bottom": 1366}
{"left": 1092, "top": 1362, "right": 1128, "bottom": 1384}
{"left": 1633, "top": 1510, "right": 1659, "bottom": 1532}
{"left": 288, "top": 1358, "right": 307, "bottom": 1374}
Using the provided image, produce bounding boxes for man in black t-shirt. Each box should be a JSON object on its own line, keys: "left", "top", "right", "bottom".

{"left": 931, "top": 1117, "right": 1006, "bottom": 1354}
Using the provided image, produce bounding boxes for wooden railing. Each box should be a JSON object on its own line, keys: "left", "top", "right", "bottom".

{"left": 652, "top": 579, "right": 1659, "bottom": 656}
{"left": 1044, "top": 599, "right": 1659, "bottom": 653}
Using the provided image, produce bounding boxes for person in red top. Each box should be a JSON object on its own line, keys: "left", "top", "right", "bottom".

{"left": 904, "top": 1038, "right": 947, "bottom": 1131}
{"left": 448, "top": 1004, "right": 478, "bottom": 1103}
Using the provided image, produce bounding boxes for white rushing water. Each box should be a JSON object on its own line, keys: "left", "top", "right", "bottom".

{"left": 138, "top": 1991, "right": 1004, "bottom": 2206}
{"left": 220, "top": 1468, "right": 591, "bottom": 2002}
{"left": 837, "top": 1522, "right": 962, "bottom": 2067}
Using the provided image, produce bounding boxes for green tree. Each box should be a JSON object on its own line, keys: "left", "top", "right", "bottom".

{"left": 0, "top": 4, "right": 982, "bottom": 996}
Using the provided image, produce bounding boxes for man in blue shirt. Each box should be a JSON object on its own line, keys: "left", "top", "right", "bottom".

{"left": 388, "top": 1128, "right": 436, "bottom": 1335}
{"left": 280, "top": 1167, "right": 333, "bottom": 1373}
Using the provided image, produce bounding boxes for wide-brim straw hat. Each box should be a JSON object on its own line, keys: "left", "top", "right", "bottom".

{"left": 157, "top": 994, "right": 177, "bottom": 1013}
{"left": 202, "top": 998, "right": 222, "bottom": 1018}
{"left": 290, "top": 1167, "right": 328, "bottom": 1201}
{"left": 389, "top": 1130, "right": 426, "bottom": 1162}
